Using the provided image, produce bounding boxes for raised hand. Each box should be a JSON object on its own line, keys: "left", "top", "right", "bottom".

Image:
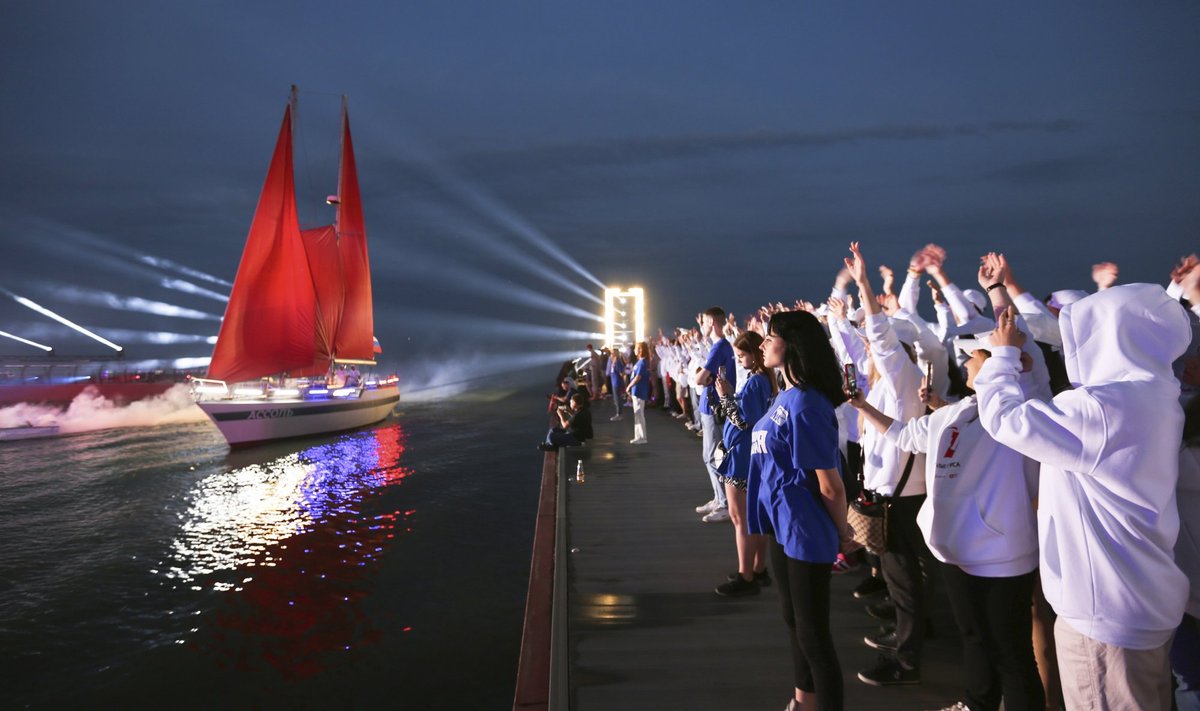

{"left": 845, "top": 241, "right": 869, "bottom": 285}
{"left": 990, "top": 305, "right": 1027, "bottom": 349}
{"left": 1092, "top": 261, "right": 1119, "bottom": 290}
{"left": 879, "top": 265, "right": 896, "bottom": 295}
{"left": 834, "top": 267, "right": 853, "bottom": 291}
{"left": 1171, "top": 254, "right": 1200, "bottom": 285}
{"left": 977, "top": 253, "right": 999, "bottom": 290}
{"left": 827, "top": 296, "right": 848, "bottom": 320}
{"left": 928, "top": 280, "right": 945, "bottom": 305}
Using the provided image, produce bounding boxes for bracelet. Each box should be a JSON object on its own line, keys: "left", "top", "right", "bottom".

{"left": 986, "top": 282, "right": 1006, "bottom": 293}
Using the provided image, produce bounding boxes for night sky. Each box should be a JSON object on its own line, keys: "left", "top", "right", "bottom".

{"left": 2, "top": 2, "right": 1197, "bottom": 384}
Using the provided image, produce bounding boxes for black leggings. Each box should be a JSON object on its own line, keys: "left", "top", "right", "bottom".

{"left": 770, "top": 540, "right": 843, "bottom": 711}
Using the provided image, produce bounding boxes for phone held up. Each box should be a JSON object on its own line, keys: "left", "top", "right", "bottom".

{"left": 843, "top": 363, "right": 857, "bottom": 398}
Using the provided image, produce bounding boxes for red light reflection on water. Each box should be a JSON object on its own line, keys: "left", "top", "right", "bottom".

{"left": 185, "top": 424, "right": 415, "bottom": 679}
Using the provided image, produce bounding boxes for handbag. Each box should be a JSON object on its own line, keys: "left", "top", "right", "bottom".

{"left": 846, "top": 452, "right": 915, "bottom": 555}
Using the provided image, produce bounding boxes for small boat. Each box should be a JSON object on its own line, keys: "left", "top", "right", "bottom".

{"left": 194, "top": 87, "right": 399, "bottom": 446}
{"left": 0, "top": 423, "right": 60, "bottom": 441}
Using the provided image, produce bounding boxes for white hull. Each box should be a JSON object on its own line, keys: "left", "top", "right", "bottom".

{"left": 0, "top": 425, "right": 60, "bottom": 441}
{"left": 197, "top": 385, "right": 399, "bottom": 446}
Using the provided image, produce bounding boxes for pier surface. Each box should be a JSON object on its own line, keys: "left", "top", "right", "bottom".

{"left": 559, "top": 407, "right": 969, "bottom": 711}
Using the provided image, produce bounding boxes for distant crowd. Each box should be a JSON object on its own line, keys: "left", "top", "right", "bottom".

{"left": 545, "top": 243, "right": 1200, "bottom": 711}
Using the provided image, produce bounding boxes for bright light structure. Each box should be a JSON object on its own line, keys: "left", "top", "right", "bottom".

{"left": 0, "top": 329, "right": 53, "bottom": 352}
{"left": 603, "top": 287, "right": 646, "bottom": 349}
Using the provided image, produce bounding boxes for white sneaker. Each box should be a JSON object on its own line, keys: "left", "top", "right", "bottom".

{"left": 695, "top": 499, "right": 718, "bottom": 514}
{"left": 702, "top": 506, "right": 730, "bottom": 523}
{"left": 609, "top": 414, "right": 623, "bottom": 421}
{"left": 630, "top": 438, "right": 647, "bottom": 445}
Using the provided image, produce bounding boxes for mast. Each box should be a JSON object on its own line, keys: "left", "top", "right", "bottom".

{"left": 336, "top": 93, "right": 348, "bottom": 239}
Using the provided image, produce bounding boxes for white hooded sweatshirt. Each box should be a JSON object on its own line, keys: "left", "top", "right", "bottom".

{"left": 887, "top": 396, "right": 1039, "bottom": 577}
{"left": 974, "top": 283, "right": 1191, "bottom": 649}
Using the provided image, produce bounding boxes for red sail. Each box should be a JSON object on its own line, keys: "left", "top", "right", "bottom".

{"left": 300, "top": 224, "right": 342, "bottom": 374}
{"left": 333, "top": 108, "right": 376, "bottom": 361}
{"left": 207, "top": 107, "right": 318, "bottom": 382}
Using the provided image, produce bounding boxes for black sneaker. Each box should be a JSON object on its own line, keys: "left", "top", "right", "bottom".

{"left": 863, "top": 630, "right": 897, "bottom": 652}
{"left": 725, "top": 569, "right": 772, "bottom": 587}
{"left": 857, "top": 656, "right": 920, "bottom": 686}
{"left": 715, "top": 575, "right": 760, "bottom": 597}
{"left": 865, "top": 599, "right": 896, "bottom": 622}
{"left": 852, "top": 575, "right": 888, "bottom": 599}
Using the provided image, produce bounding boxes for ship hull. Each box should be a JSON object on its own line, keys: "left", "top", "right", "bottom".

{"left": 197, "top": 385, "right": 399, "bottom": 446}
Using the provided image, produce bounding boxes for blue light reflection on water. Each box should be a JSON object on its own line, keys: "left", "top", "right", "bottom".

{"left": 164, "top": 425, "right": 412, "bottom": 678}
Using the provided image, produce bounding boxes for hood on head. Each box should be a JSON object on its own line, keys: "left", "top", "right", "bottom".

{"left": 1059, "top": 283, "right": 1191, "bottom": 387}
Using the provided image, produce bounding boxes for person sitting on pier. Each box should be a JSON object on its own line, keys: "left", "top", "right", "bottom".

{"left": 538, "top": 393, "right": 593, "bottom": 452}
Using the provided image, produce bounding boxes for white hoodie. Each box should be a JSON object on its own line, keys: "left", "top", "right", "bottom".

{"left": 887, "top": 397, "right": 1038, "bottom": 577}
{"left": 975, "top": 283, "right": 1191, "bottom": 649}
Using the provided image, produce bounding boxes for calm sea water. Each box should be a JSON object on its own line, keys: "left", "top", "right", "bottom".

{"left": 0, "top": 388, "right": 549, "bottom": 708}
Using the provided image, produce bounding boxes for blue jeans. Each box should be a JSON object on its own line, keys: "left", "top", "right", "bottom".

{"left": 701, "top": 413, "right": 726, "bottom": 507}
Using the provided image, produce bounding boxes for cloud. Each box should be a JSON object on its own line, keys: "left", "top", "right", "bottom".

{"left": 453, "top": 119, "right": 1088, "bottom": 172}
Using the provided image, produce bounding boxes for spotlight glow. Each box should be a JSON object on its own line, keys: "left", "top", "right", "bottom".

{"left": 1, "top": 288, "right": 124, "bottom": 352}
{"left": 49, "top": 285, "right": 223, "bottom": 321}
{"left": 0, "top": 329, "right": 53, "bottom": 352}
{"left": 139, "top": 255, "right": 233, "bottom": 288}
{"left": 160, "top": 278, "right": 230, "bottom": 303}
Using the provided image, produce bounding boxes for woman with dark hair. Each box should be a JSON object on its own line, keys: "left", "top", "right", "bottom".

{"left": 626, "top": 341, "right": 650, "bottom": 444}
{"left": 747, "top": 309, "right": 854, "bottom": 711}
{"left": 712, "top": 330, "right": 777, "bottom": 596}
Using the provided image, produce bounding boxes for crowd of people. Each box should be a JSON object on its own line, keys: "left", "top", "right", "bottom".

{"left": 556, "top": 243, "right": 1200, "bottom": 711}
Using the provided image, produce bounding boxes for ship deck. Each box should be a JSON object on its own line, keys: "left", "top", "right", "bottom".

{"left": 552, "top": 404, "right": 975, "bottom": 711}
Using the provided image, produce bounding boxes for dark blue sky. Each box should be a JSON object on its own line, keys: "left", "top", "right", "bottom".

{"left": 2, "top": 2, "right": 1197, "bottom": 377}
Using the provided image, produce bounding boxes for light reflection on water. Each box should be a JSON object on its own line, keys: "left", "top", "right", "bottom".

{"left": 163, "top": 425, "right": 413, "bottom": 677}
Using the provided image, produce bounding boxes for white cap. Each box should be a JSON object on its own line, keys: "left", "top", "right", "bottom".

{"left": 1048, "top": 289, "right": 1087, "bottom": 311}
{"left": 954, "top": 332, "right": 995, "bottom": 355}
{"left": 963, "top": 288, "right": 987, "bottom": 311}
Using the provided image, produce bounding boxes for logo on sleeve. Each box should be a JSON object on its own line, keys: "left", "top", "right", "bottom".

{"left": 770, "top": 405, "right": 788, "bottom": 427}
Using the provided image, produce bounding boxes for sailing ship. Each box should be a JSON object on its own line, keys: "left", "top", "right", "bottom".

{"left": 194, "top": 87, "right": 399, "bottom": 446}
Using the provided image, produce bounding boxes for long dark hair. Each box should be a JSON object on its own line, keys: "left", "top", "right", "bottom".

{"left": 768, "top": 311, "right": 847, "bottom": 406}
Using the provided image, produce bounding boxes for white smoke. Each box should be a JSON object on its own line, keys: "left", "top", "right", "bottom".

{"left": 0, "top": 384, "right": 206, "bottom": 433}
{"left": 398, "top": 350, "right": 581, "bottom": 402}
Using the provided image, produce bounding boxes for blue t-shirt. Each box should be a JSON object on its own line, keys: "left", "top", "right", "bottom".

{"left": 746, "top": 386, "right": 841, "bottom": 563}
{"left": 699, "top": 338, "right": 735, "bottom": 415}
{"left": 630, "top": 358, "right": 650, "bottom": 399}
{"left": 720, "top": 372, "right": 773, "bottom": 481}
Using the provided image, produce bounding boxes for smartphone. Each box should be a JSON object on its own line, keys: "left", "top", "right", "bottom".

{"left": 925, "top": 360, "right": 933, "bottom": 386}
{"left": 843, "top": 363, "right": 857, "bottom": 398}
{"left": 718, "top": 366, "right": 727, "bottom": 380}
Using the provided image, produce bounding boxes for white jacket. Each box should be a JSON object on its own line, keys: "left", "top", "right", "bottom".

{"left": 975, "top": 283, "right": 1191, "bottom": 649}
{"left": 887, "top": 397, "right": 1038, "bottom": 577}
{"left": 862, "top": 312, "right": 927, "bottom": 496}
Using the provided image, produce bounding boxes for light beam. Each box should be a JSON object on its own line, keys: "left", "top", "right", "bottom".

{"left": 0, "top": 287, "right": 124, "bottom": 352}
{"left": 0, "top": 330, "right": 53, "bottom": 352}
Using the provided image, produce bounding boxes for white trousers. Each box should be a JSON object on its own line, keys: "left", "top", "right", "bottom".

{"left": 631, "top": 395, "right": 647, "bottom": 441}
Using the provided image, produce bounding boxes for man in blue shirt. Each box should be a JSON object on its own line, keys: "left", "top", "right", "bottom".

{"left": 695, "top": 306, "right": 736, "bottom": 522}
